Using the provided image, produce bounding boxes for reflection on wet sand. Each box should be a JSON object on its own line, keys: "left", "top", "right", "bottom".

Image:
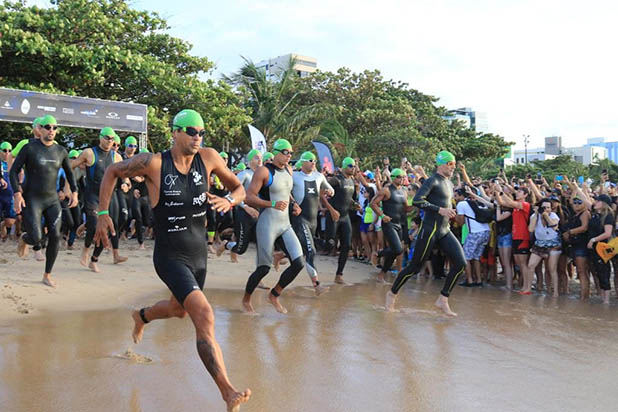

{"left": 1, "top": 278, "right": 617, "bottom": 411}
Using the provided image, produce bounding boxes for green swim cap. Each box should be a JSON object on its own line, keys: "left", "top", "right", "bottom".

{"left": 68, "top": 149, "right": 79, "bottom": 159}
{"left": 247, "top": 149, "right": 260, "bottom": 162}
{"left": 391, "top": 168, "right": 405, "bottom": 178}
{"left": 294, "top": 160, "right": 303, "bottom": 170}
{"left": 32, "top": 117, "right": 42, "bottom": 128}
{"left": 1, "top": 141, "right": 12, "bottom": 151}
{"left": 263, "top": 152, "right": 274, "bottom": 162}
{"left": 100, "top": 126, "right": 117, "bottom": 138}
{"left": 125, "top": 136, "right": 138, "bottom": 146}
{"left": 139, "top": 148, "right": 149, "bottom": 153}
{"left": 436, "top": 150, "right": 456, "bottom": 165}
{"left": 235, "top": 162, "right": 246, "bottom": 171}
{"left": 273, "top": 139, "right": 292, "bottom": 152}
{"left": 39, "top": 114, "right": 57, "bottom": 126}
{"left": 342, "top": 157, "right": 355, "bottom": 169}
{"left": 113, "top": 135, "right": 121, "bottom": 144}
{"left": 173, "top": 109, "right": 204, "bottom": 129}
{"left": 219, "top": 151, "right": 228, "bottom": 159}
{"left": 300, "top": 151, "right": 316, "bottom": 162}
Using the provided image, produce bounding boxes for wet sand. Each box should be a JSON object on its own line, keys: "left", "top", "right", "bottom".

{"left": 2, "top": 268, "right": 618, "bottom": 411}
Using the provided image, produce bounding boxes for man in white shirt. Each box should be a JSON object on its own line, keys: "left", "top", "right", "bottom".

{"left": 455, "top": 188, "right": 491, "bottom": 286}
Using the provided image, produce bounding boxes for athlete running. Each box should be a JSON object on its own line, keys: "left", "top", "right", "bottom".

{"left": 242, "top": 139, "right": 305, "bottom": 314}
{"left": 386, "top": 151, "right": 466, "bottom": 316}
{"left": 71, "top": 127, "right": 128, "bottom": 272}
{"left": 94, "top": 109, "right": 250, "bottom": 411}
{"left": 0, "top": 141, "right": 17, "bottom": 240}
{"left": 217, "top": 149, "right": 261, "bottom": 262}
{"left": 371, "top": 168, "right": 412, "bottom": 283}
{"left": 291, "top": 151, "right": 334, "bottom": 295}
{"left": 9, "top": 115, "right": 78, "bottom": 287}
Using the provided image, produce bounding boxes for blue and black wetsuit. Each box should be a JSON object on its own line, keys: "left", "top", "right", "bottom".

{"left": 391, "top": 173, "right": 466, "bottom": 297}
{"left": 9, "top": 139, "right": 77, "bottom": 273}
{"left": 152, "top": 150, "right": 209, "bottom": 304}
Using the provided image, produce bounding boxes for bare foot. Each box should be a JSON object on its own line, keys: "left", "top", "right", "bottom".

{"left": 216, "top": 241, "right": 227, "bottom": 257}
{"left": 113, "top": 255, "right": 128, "bottom": 264}
{"left": 230, "top": 252, "right": 239, "bottom": 263}
{"left": 42, "top": 274, "right": 56, "bottom": 288}
{"left": 80, "top": 248, "right": 90, "bottom": 266}
{"left": 225, "top": 388, "right": 252, "bottom": 412}
{"left": 89, "top": 261, "right": 101, "bottom": 273}
{"left": 314, "top": 283, "right": 329, "bottom": 296}
{"left": 242, "top": 298, "right": 256, "bottom": 315}
{"left": 131, "top": 310, "right": 146, "bottom": 344}
{"left": 435, "top": 295, "right": 457, "bottom": 317}
{"left": 208, "top": 244, "right": 216, "bottom": 254}
{"left": 267, "top": 292, "right": 288, "bottom": 314}
{"left": 385, "top": 290, "right": 399, "bottom": 312}
{"left": 138, "top": 243, "right": 145, "bottom": 250}
{"left": 34, "top": 250, "right": 45, "bottom": 261}
{"left": 334, "top": 274, "right": 349, "bottom": 285}
{"left": 17, "top": 236, "right": 29, "bottom": 258}
{"left": 257, "top": 281, "right": 269, "bottom": 290}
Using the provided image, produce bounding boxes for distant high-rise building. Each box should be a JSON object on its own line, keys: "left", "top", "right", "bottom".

{"left": 443, "top": 107, "right": 489, "bottom": 133}
{"left": 255, "top": 53, "right": 317, "bottom": 80}
{"left": 545, "top": 136, "right": 562, "bottom": 155}
{"left": 586, "top": 137, "right": 618, "bottom": 163}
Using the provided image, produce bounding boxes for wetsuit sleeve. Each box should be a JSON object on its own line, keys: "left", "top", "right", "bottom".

{"left": 9, "top": 143, "right": 28, "bottom": 193}
{"left": 319, "top": 174, "right": 334, "bottom": 192}
{"left": 412, "top": 176, "right": 440, "bottom": 213}
{"left": 61, "top": 151, "right": 78, "bottom": 193}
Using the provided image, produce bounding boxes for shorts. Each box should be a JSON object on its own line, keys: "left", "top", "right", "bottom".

{"left": 463, "top": 230, "right": 490, "bottom": 260}
{"left": 512, "top": 239, "right": 530, "bottom": 255}
{"left": 570, "top": 247, "right": 588, "bottom": 259}
{"left": 531, "top": 243, "right": 562, "bottom": 259}
{"left": 497, "top": 233, "right": 512, "bottom": 248}
{"left": 153, "top": 250, "right": 206, "bottom": 305}
{"left": 359, "top": 222, "right": 373, "bottom": 233}
{"left": 0, "top": 196, "right": 16, "bottom": 219}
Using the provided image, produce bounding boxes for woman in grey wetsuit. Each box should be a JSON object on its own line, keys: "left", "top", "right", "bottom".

{"left": 242, "top": 139, "right": 305, "bottom": 315}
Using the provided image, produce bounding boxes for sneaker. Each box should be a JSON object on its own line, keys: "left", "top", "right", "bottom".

{"left": 459, "top": 281, "right": 474, "bottom": 287}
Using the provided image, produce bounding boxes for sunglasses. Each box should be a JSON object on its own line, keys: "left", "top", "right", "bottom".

{"left": 1, "top": 149, "right": 9, "bottom": 153}
{"left": 101, "top": 135, "right": 115, "bottom": 141}
{"left": 43, "top": 125, "right": 58, "bottom": 131}
{"left": 127, "top": 144, "right": 138, "bottom": 148}
{"left": 446, "top": 161, "right": 456, "bottom": 166}
{"left": 346, "top": 164, "right": 355, "bottom": 168}
{"left": 275, "top": 149, "right": 294, "bottom": 156}
{"left": 573, "top": 199, "right": 583, "bottom": 205}
{"left": 175, "top": 126, "right": 206, "bottom": 137}
{"left": 393, "top": 175, "right": 403, "bottom": 179}
{"left": 304, "top": 159, "right": 315, "bottom": 163}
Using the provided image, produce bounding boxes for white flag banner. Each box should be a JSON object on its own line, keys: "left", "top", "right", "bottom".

{"left": 248, "top": 124, "right": 267, "bottom": 153}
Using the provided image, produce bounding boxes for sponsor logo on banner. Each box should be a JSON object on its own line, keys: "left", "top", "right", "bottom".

{"left": 127, "top": 114, "right": 144, "bottom": 121}
{"left": 193, "top": 193, "right": 206, "bottom": 206}
{"left": 106, "top": 112, "right": 120, "bottom": 120}
{"left": 168, "top": 225, "right": 187, "bottom": 233}
{"left": 80, "top": 109, "right": 98, "bottom": 117}
{"left": 37, "top": 105, "right": 56, "bottom": 112}
{"left": 62, "top": 107, "right": 75, "bottom": 114}
{"left": 2, "top": 101, "right": 14, "bottom": 110}
{"left": 21, "top": 99, "right": 30, "bottom": 114}
{"left": 164, "top": 174, "right": 179, "bottom": 188}
{"left": 167, "top": 216, "right": 186, "bottom": 223}
{"left": 164, "top": 201, "right": 183, "bottom": 207}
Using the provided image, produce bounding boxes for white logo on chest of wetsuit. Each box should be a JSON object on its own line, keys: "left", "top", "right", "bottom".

{"left": 193, "top": 193, "right": 206, "bottom": 206}
{"left": 168, "top": 225, "right": 187, "bottom": 233}
{"left": 164, "top": 201, "right": 183, "bottom": 207}
{"left": 164, "top": 174, "right": 179, "bottom": 188}
{"left": 192, "top": 171, "right": 203, "bottom": 185}
{"left": 167, "top": 216, "right": 186, "bottom": 223}
{"left": 307, "top": 187, "right": 316, "bottom": 194}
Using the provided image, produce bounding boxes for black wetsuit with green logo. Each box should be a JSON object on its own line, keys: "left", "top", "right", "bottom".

{"left": 9, "top": 139, "right": 77, "bottom": 273}
{"left": 391, "top": 172, "right": 466, "bottom": 297}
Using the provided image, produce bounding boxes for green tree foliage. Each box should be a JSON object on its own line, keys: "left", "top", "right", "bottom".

{"left": 0, "top": 0, "right": 250, "bottom": 151}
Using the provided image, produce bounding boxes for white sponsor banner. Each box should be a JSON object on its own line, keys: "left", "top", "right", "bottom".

{"left": 248, "top": 124, "right": 267, "bottom": 154}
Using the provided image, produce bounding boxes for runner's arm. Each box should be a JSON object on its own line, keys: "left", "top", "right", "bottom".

{"left": 97, "top": 153, "right": 155, "bottom": 213}
{"left": 8, "top": 144, "right": 28, "bottom": 193}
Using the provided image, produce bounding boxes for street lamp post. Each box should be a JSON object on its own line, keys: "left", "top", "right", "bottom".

{"left": 523, "top": 134, "right": 530, "bottom": 165}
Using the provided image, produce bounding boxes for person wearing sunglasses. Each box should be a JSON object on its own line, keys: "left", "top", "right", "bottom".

{"left": 119, "top": 136, "right": 139, "bottom": 241}
{"left": 290, "top": 151, "right": 335, "bottom": 295}
{"left": 93, "top": 109, "right": 250, "bottom": 411}
{"left": 387, "top": 151, "right": 466, "bottom": 317}
{"left": 71, "top": 126, "right": 128, "bottom": 273}
{"left": 217, "top": 149, "right": 262, "bottom": 262}
{"left": 243, "top": 138, "right": 305, "bottom": 315}
{"left": 9, "top": 115, "right": 79, "bottom": 288}
{"left": 0, "top": 141, "right": 17, "bottom": 240}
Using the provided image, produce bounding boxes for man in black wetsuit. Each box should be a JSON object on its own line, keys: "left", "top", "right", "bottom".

{"left": 71, "top": 127, "right": 127, "bottom": 273}
{"left": 323, "top": 157, "right": 366, "bottom": 284}
{"left": 386, "top": 151, "right": 466, "bottom": 317}
{"left": 94, "top": 109, "right": 250, "bottom": 411}
{"left": 9, "top": 115, "right": 78, "bottom": 288}
{"left": 371, "top": 168, "right": 412, "bottom": 283}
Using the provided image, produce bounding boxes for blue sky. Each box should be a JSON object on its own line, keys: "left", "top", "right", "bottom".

{"left": 30, "top": 0, "right": 618, "bottom": 150}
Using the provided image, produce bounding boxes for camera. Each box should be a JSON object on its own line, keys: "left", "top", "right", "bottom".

{"left": 539, "top": 206, "right": 546, "bottom": 214}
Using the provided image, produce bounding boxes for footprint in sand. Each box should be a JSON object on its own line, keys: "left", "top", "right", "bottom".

{"left": 114, "top": 348, "right": 154, "bottom": 364}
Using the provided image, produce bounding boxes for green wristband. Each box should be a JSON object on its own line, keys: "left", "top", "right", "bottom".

{"left": 271, "top": 200, "right": 276, "bottom": 208}
{"left": 97, "top": 210, "right": 109, "bottom": 216}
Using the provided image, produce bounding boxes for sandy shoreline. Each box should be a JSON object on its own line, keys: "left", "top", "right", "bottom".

{"left": 0, "top": 239, "right": 374, "bottom": 322}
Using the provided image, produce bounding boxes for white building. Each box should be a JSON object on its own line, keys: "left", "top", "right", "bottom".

{"left": 512, "top": 148, "right": 556, "bottom": 165}
{"left": 562, "top": 145, "right": 606, "bottom": 165}
{"left": 255, "top": 53, "right": 317, "bottom": 80}
{"left": 443, "top": 107, "right": 489, "bottom": 133}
